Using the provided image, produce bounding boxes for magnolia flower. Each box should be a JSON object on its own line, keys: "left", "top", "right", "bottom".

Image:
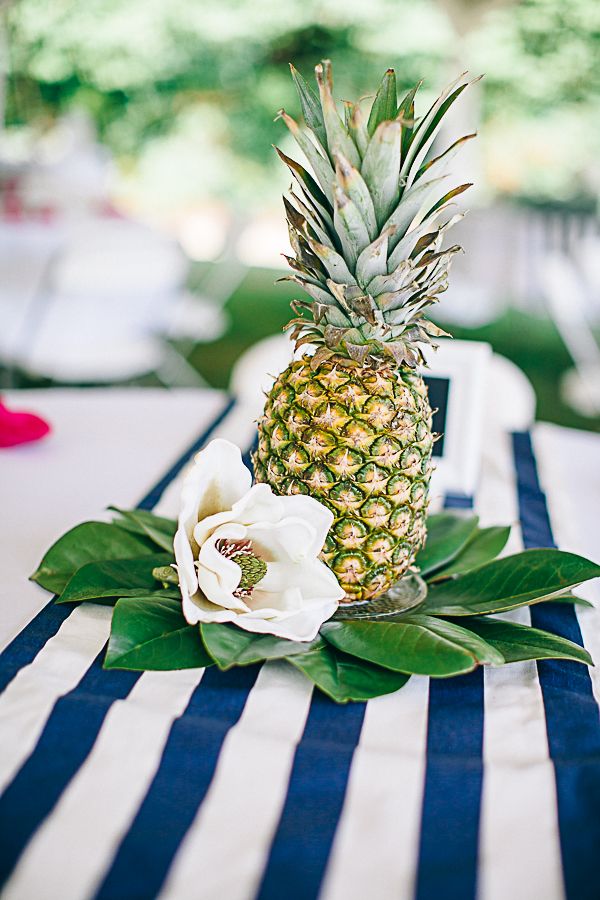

{"left": 174, "top": 438, "right": 344, "bottom": 642}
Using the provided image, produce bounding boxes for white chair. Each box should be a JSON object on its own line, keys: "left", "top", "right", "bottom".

{"left": 230, "top": 332, "right": 535, "bottom": 432}
{"left": 14, "top": 217, "right": 193, "bottom": 384}
{"left": 538, "top": 252, "right": 600, "bottom": 417}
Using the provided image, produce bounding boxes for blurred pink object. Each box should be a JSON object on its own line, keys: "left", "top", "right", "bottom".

{"left": 0, "top": 399, "right": 51, "bottom": 448}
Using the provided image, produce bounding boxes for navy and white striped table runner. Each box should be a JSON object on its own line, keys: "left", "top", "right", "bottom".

{"left": 1, "top": 400, "right": 598, "bottom": 900}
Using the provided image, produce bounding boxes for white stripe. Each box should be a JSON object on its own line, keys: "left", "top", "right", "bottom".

{"left": 160, "top": 661, "right": 313, "bottom": 900}
{"left": 0, "top": 399, "right": 248, "bottom": 789}
{"left": 321, "top": 676, "right": 429, "bottom": 900}
{"left": 3, "top": 668, "right": 203, "bottom": 900}
{"left": 0, "top": 388, "right": 228, "bottom": 653}
{"left": 532, "top": 424, "right": 600, "bottom": 706}
{"left": 478, "top": 429, "right": 564, "bottom": 900}
{"left": 0, "top": 603, "right": 111, "bottom": 794}
{"left": 153, "top": 403, "right": 258, "bottom": 520}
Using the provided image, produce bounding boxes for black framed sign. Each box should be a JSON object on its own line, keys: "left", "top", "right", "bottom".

{"left": 421, "top": 339, "right": 492, "bottom": 500}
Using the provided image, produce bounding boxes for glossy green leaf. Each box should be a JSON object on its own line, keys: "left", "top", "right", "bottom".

{"left": 549, "top": 593, "right": 593, "bottom": 607}
{"left": 288, "top": 643, "right": 409, "bottom": 703}
{"left": 31, "top": 522, "right": 154, "bottom": 594}
{"left": 421, "top": 549, "right": 600, "bottom": 616}
{"left": 460, "top": 616, "right": 593, "bottom": 666}
{"left": 105, "top": 596, "right": 213, "bottom": 671}
{"left": 109, "top": 507, "right": 176, "bottom": 552}
{"left": 289, "top": 63, "right": 327, "bottom": 149}
{"left": 417, "top": 513, "right": 479, "bottom": 578}
{"left": 429, "top": 526, "right": 511, "bottom": 582}
{"left": 201, "top": 623, "right": 320, "bottom": 670}
{"left": 367, "top": 68, "right": 397, "bottom": 136}
{"left": 57, "top": 553, "right": 175, "bottom": 604}
{"left": 321, "top": 615, "right": 503, "bottom": 677}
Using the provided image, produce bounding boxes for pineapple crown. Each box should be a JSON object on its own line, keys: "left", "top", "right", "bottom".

{"left": 277, "top": 60, "right": 480, "bottom": 370}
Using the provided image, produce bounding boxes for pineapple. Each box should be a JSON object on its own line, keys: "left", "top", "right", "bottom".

{"left": 254, "top": 61, "right": 477, "bottom": 602}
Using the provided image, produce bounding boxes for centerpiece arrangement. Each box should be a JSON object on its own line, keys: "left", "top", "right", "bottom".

{"left": 31, "top": 62, "right": 600, "bottom": 702}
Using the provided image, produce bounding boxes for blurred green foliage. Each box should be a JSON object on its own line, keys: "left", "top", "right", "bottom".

{"left": 4, "top": 0, "right": 600, "bottom": 208}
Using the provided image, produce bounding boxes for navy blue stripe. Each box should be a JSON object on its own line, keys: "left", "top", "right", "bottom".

{"left": 257, "top": 692, "right": 366, "bottom": 900}
{"left": 0, "top": 656, "right": 138, "bottom": 885}
{"left": 0, "top": 395, "right": 235, "bottom": 693}
{"left": 94, "top": 664, "right": 260, "bottom": 900}
{"left": 415, "top": 669, "right": 484, "bottom": 900}
{"left": 243, "top": 433, "right": 259, "bottom": 473}
{"left": 512, "top": 431, "right": 600, "bottom": 900}
{"left": 443, "top": 492, "right": 475, "bottom": 510}
{"left": 137, "top": 395, "right": 235, "bottom": 510}
{"left": 415, "top": 492, "right": 483, "bottom": 900}
{"left": 0, "top": 397, "right": 238, "bottom": 889}
{"left": 0, "top": 603, "right": 72, "bottom": 694}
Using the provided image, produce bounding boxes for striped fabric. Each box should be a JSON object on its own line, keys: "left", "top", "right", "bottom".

{"left": 1, "top": 402, "right": 599, "bottom": 900}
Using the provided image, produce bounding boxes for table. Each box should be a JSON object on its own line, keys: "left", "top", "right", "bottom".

{"left": 1, "top": 388, "right": 599, "bottom": 900}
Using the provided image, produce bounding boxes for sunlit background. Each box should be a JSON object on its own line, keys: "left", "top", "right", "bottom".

{"left": 1, "top": 0, "right": 599, "bottom": 430}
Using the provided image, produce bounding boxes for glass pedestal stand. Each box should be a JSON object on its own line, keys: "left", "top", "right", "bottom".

{"left": 333, "top": 573, "right": 427, "bottom": 621}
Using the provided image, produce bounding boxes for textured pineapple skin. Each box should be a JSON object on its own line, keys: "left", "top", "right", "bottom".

{"left": 254, "top": 355, "right": 433, "bottom": 602}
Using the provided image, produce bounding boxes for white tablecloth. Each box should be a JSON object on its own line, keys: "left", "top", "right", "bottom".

{"left": 1, "top": 388, "right": 599, "bottom": 900}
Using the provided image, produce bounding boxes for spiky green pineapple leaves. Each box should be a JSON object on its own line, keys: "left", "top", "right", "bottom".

{"left": 277, "top": 60, "right": 480, "bottom": 369}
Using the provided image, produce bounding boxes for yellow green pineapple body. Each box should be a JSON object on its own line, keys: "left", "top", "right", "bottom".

{"left": 255, "top": 358, "right": 432, "bottom": 601}
{"left": 255, "top": 60, "right": 476, "bottom": 602}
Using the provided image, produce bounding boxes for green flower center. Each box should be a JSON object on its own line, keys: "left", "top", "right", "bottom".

{"left": 215, "top": 538, "right": 267, "bottom": 598}
{"left": 236, "top": 553, "right": 268, "bottom": 591}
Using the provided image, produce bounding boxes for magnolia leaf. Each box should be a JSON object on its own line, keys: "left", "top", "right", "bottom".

{"left": 421, "top": 549, "right": 600, "bottom": 616}
{"left": 549, "top": 593, "right": 593, "bottom": 608}
{"left": 416, "top": 513, "right": 479, "bottom": 578}
{"left": 109, "top": 507, "right": 176, "bottom": 552}
{"left": 201, "top": 623, "right": 320, "bottom": 669}
{"left": 460, "top": 617, "right": 593, "bottom": 666}
{"left": 429, "top": 526, "right": 511, "bottom": 582}
{"left": 367, "top": 68, "right": 397, "bottom": 136}
{"left": 31, "top": 522, "right": 155, "bottom": 595}
{"left": 321, "top": 615, "right": 503, "bottom": 678}
{"left": 289, "top": 63, "right": 328, "bottom": 149}
{"left": 105, "top": 596, "right": 213, "bottom": 671}
{"left": 57, "top": 553, "right": 176, "bottom": 604}
{"left": 288, "top": 642, "right": 409, "bottom": 703}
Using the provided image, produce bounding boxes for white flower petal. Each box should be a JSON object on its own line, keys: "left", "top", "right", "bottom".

{"left": 182, "top": 589, "right": 237, "bottom": 626}
{"left": 174, "top": 525, "right": 201, "bottom": 599}
{"left": 180, "top": 438, "right": 251, "bottom": 541}
{"left": 245, "top": 518, "right": 317, "bottom": 565}
{"left": 278, "top": 494, "right": 334, "bottom": 555}
{"left": 232, "top": 598, "right": 339, "bottom": 642}
{"left": 230, "top": 483, "right": 285, "bottom": 524}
